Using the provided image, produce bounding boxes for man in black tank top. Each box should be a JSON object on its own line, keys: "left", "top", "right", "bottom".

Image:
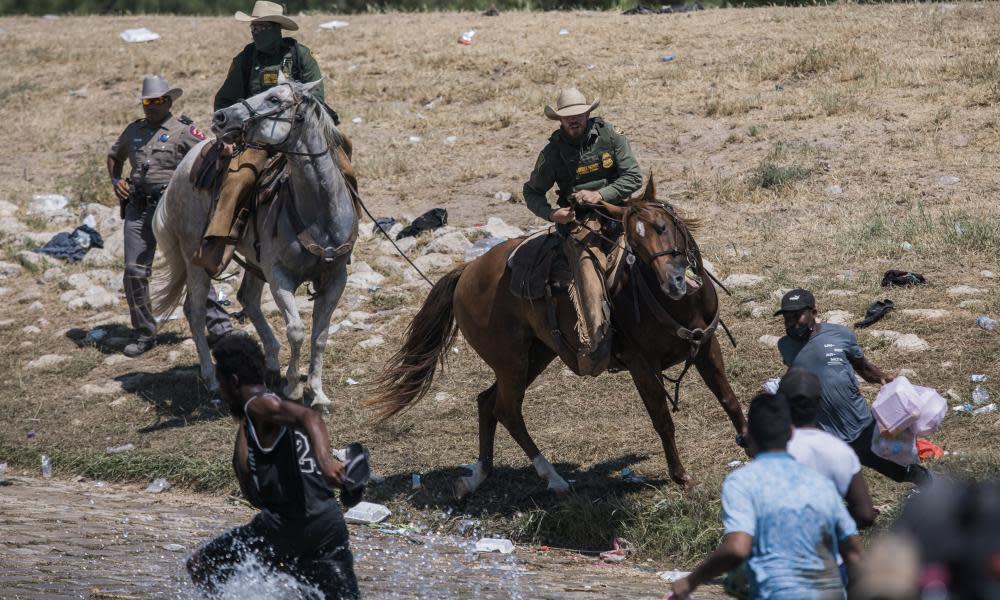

{"left": 186, "top": 333, "right": 367, "bottom": 599}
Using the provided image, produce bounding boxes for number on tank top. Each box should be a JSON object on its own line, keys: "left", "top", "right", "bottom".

{"left": 294, "top": 431, "right": 317, "bottom": 474}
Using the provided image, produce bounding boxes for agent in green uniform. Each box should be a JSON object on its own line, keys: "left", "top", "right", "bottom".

{"left": 194, "top": 0, "right": 328, "bottom": 275}
{"left": 522, "top": 88, "right": 642, "bottom": 375}
{"left": 107, "top": 75, "right": 232, "bottom": 357}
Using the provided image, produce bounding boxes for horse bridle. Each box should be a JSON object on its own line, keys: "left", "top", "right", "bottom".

{"left": 237, "top": 84, "right": 329, "bottom": 158}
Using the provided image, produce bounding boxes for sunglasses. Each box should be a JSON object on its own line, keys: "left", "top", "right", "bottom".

{"left": 142, "top": 96, "right": 167, "bottom": 106}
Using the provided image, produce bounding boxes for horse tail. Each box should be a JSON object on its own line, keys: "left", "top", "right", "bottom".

{"left": 366, "top": 263, "right": 467, "bottom": 422}
{"left": 150, "top": 188, "right": 188, "bottom": 320}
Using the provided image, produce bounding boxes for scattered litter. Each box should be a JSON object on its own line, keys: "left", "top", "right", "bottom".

{"left": 954, "top": 223, "right": 965, "bottom": 237}
{"left": 953, "top": 403, "right": 973, "bottom": 414}
{"left": 351, "top": 116, "right": 363, "bottom": 124}
{"left": 464, "top": 236, "right": 506, "bottom": 261}
{"left": 661, "top": 53, "right": 676, "bottom": 62}
{"left": 872, "top": 377, "right": 946, "bottom": 436}
{"left": 558, "top": 28, "right": 570, "bottom": 35}
{"left": 854, "top": 299, "right": 894, "bottom": 329}
{"left": 458, "top": 30, "right": 476, "bottom": 45}
{"left": 475, "top": 538, "right": 515, "bottom": 554}
{"left": 976, "top": 316, "right": 997, "bottom": 331}
{"left": 408, "top": 135, "right": 422, "bottom": 144}
{"left": 657, "top": 570, "right": 691, "bottom": 582}
{"left": 445, "top": 135, "right": 458, "bottom": 144}
{"left": 345, "top": 377, "right": 359, "bottom": 386}
{"left": 82, "top": 214, "right": 97, "bottom": 229}
{"left": 727, "top": 460, "right": 744, "bottom": 468}
{"left": 411, "top": 473, "right": 422, "bottom": 489}
{"left": 972, "top": 386, "right": 990, "bottom": 405}
{"left": 881, "top": 270, "right": 926, "bottom": 287}
{"left": 619, "top": 467, "right": 645, "bottom": 484}
{"left": 826, "top": 184, "right": 843, "bottom": 195}
{"left": 916, "top": 439, "right": 944, "bottom": 461}
{"left": 900, "top": 242, "right": 913, "bottom": 251}
{"left": 41, "top": 455, "right": 52, "bottom": 479}
{"left": 494, "top": 191, "right": 513, "bottom": 202}
{"left": 372, "top": 217, "right": 396, "bottom": 234}
{"left": 215, "top": 286, "right": 228, "bottom": 304}
{"left": 106, "top": 443, "right": 135, "bottom": 454}
{"left": 599, "top": 537, "right": 632, "bottom": 563}
{"left": 971, "top": 374, "right": 988, "bottom": 383}
{"left": 344, "top": 501, "right": 391, "bottom": 524}
{"left": 944, "top": 389, "right": 961, "bottom": 402}
{"left": 162, "top": 543, "right": 186, "bottom": 552}
{"left": 938, "top": 175, "right": 960, "bottom": 186}
{"left": 762, "top": 377, "right": 781, "bottom": 394}
{"left": 973, "top": 403, "right": 996, "bottom": 416}
{"left": 36, "top": 223, "right": 105, "bottom": 262}
{"left": 26, "top": 431, "right": 36, "bottom": 439}
{"left": 397, "top": 208, "right": 447, "bottom": 240}
{"left": 319, "top": 20, "right": 350, "bottom": 30}
{"left": 29, "top": 193, "right": 68, "bottom": 214}
{"left": 120, "top": 28, "right": 161, "bottom": 43}
{"left": 0, "top": 462, "right": 6, "bottom": 479}
{"left": 145, "top": 478, "right": 170, "bottom": 493}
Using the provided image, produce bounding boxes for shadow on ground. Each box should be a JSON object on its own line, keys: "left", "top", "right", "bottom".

{"left": 64, "top": 323, "right": 187, "bottom": 355}
{"left": 113, "top": 366, "right": 224, "bottom": 433}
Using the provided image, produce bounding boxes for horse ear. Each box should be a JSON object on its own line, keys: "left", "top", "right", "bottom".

{"left": 277, "top": 71, "right": 289, "bottom": 85}
{"left": 642, "top": 175, "right": 656, "bottom": 202}
{"left": 301, "top": 79, "right": 323, "bottom": 96}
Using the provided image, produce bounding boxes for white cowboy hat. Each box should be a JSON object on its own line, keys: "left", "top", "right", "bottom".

{"left": 140, "top": 74, "right": 182, "bottom": 101}
{"left": 544, "top": 87, "right": 600, "bottom": 120}
{"left": 235, "top": 1, "right": 299, "bottom": 31}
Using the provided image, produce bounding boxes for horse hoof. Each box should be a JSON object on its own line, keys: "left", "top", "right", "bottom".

{"left": 310, "top": 399, "right": 333, "bottom": 414}
{"left": 455, "top": 477, "right": 478, "bottom": 500}
{"left": 674, "top": 475, "right": 700, "bottom": 491}
{"left": 547, "top": 479, "right": 571, "bottom": 494}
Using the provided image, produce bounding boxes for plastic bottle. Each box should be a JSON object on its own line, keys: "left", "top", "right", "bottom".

{"left": 972, "top": 386, "right": 991, "bottom": 405}
{"left": 973, "top": 403, "right": 996, "bottom": 416}
{"left": 977, "top": 316, "right": 998, "bottom": 331}
{"left": 41, "top": 455, "right": 52, "bottom": 479}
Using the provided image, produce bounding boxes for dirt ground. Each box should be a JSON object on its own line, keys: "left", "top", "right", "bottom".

{"left": 0, "top": 2, "right": 999, "bottom": 574}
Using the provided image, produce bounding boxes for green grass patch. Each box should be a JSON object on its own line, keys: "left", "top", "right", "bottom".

{"left": 748, "top": 163, "right": 812, "bottom": 189}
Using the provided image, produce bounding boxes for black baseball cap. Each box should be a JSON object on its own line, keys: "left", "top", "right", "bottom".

{"left": 773, "top": 288, "right": 816, "bottom": 316}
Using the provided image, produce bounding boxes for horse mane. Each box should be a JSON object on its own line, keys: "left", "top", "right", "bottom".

{"left": 302, "top": 93, "right": 346, "bottom": 154}
{"left": 628, "top": 197, "right": 702, "bottom": 234}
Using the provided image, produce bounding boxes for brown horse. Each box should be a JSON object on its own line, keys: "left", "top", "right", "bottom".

{"left": 369, "top": 179, "right": 747, "bottom": 497}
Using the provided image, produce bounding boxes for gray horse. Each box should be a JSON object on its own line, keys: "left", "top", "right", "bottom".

{"left": 152, "top": 78, "right": 357, "bottom": 408}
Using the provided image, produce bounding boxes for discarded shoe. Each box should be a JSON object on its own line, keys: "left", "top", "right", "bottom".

{"left": 882, "top": 270, "right": 926, "bottom": 287}
{"left": 123, "top": 337, "right": 156, "bottom": 358}
{"left": 855, "top": 299, "right": 895, "bottom": 328}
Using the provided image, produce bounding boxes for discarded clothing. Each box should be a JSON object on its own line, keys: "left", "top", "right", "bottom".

{"left": 396, "top": 208, "right": 447, "bottom": 240}
{"left": 855, "top": 299, "right": 894, "bottom": 329}
{"left": 917, "top": 438, "right": 944, "bottom": 461}
{"left": 372, "top": 217, "right": 395, "bottom": 235}
{"left": 882, "top": 270, "right": 926, "bottom": 287}
{"left": 622, "top": 3, "right": 704, "bottom": 15}
{"left": 36, "top": 224, "right": 105, "bottom": 262}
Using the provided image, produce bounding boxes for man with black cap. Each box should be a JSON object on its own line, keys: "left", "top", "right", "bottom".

{"left": 774, "top": 289, "right": 928, "bottom": 484}
{"left": 108, "top": 75, "right": 232, "bottom": 357}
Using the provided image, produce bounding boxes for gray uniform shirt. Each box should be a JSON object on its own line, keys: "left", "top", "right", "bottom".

{"left": 778, "top": 323, "right": 874, "bottom": 443}
{"left": 109, "top": 113, "right": 206, "bottom": 195}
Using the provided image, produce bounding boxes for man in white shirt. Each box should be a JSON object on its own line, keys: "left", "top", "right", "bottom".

{"left": 779, "top": 368, "right": 876, "bottom": 529}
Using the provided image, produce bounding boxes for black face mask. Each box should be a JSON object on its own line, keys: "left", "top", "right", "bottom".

{"left": 786, "top": 323, "right": 812, "bottom": 341}
{"left": 252, "top": 27, "right": 282, "bottom": 54}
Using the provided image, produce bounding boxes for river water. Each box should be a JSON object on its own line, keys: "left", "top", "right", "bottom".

{"left": 0, "top": 476, "right": 724, "bottom": 599}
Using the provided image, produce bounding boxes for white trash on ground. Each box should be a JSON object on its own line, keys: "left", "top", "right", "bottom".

{"left": 872, "top": 376, "right": 946, "bottom": 436}
{"left": 162, "top": 543, "right": 186, "bottom": 552}
{"left": 145, "top": 478, "right": 170, "bottom": 493}
{"left": 762, "top": 377, "right": 781, "bottom": 394}
{"left": 106, "top": 443, "right": 135, "bottom": 454}
{"left": 475, "top": 538, "right": 514, "bottom": 554}
{"left": 28, "top": 194, "right": 68, "bottom": 214}
{"left": 657, "top": 570, "right": 691, "bottom": 582}
{"left": 344, "top": 501, "right": 391, "bottom": 524}
{"left": 319, "top": 20, "right": 350, "bottom": 30}
{"left": 120, "top": 28, "right": 161, "bottom": 43}
{"left": 464, "top": 237, "right": 506, "bottom": 261}
{"left": 458, "top": 30, "right": 476, "bottom": 45}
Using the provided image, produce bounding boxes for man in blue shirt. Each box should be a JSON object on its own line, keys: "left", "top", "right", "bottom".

{"left": 774, "top": 288, "right": 928, "bottom": 485}
{"left": 671, "top": 394, "right": 862, "bottom": 600}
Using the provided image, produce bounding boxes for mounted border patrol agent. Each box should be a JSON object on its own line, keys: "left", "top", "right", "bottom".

{"left": 193, "top": 0, "right": 352, "bottom": 276}
{"left": 107, "top": 75, "right": 232, "bottom": 357}
{"left": 522, "top": 87, "right": 643, "bottom": 375}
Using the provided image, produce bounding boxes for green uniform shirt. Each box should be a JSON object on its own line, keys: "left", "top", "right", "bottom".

{"left": 523, "top": 118, "right": 642, "bottom": 221}
{"left": 214, "top": 39, "right": 325, "bottom": 111}
{"left": 109, "top": 113, "right": 206, "bottom": 194}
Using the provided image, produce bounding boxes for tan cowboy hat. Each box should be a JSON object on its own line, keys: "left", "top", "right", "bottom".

{"left": 140, "top": 74, "right": 182, "bottom": 101}
{"left": 544, "top": 87, "right": 600, "bottom": 120}
{"left": 235, "top": 1, "right": 299, "bottom": 31}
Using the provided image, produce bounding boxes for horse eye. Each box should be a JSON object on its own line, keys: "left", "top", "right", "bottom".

{"left": 268, "top": 96, "right": 280, "bottom": 104}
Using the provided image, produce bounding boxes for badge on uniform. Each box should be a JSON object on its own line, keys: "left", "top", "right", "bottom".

{"left": 262, "top": 71, "right": 279, "bottom": 86}
{"left": 159, "top": 133, "right": 170, "bottom": 142}
{"left": 190, "top": 126, "right": 206, "bottom": 141}
{"left": 602, "top": 152, "right": 614, "bottom": 169}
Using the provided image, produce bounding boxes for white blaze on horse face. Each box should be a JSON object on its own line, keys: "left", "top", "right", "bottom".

{"left": 635, "top": 221, "right": 646, "bottom": 238}
{"left": 532, "top": 454, "right": 570, "bottom": 493}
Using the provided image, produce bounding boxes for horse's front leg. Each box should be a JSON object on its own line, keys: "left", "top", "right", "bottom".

{"left": 305, "top": 264, "right": 348, "bottom": 410}
{"left": 237, "top": 272, "right": 282, "bottom": 383}
{"left": 184, "top": 269, "right": 217, "bottom": 392}
{"left": 268, "top": 266, "right": 305, "bottom": 401}
{"left": 626, "top": 356, "right": 692, "bottom": 487}
{"left": 694, "top": 335, "right": 748, "bottom": 445}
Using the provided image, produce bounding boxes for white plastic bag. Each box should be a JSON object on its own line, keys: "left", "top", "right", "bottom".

{"left": 872, "top": 377, "right": 922, "bottom": 434}
{"left": 871, "top": 426, "right": 918, "bottom": 466}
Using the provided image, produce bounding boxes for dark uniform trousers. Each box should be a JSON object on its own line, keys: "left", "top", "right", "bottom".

{"left": 123, "top": 199, "right": 230, "bottom": 340}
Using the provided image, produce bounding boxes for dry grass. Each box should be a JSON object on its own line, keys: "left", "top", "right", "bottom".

{"left": 1, "top": 3, "right": 1000, "bottom": 567}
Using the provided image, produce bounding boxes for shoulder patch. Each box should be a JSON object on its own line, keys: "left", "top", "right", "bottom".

{"left": 615, "top": 126, "right": 625, "bottom": 135}
{"left": 178, "top": 115, "right": 193, "bottom": 125}
{"left": 189, "top": 126, "right": 206, "bottom": 141}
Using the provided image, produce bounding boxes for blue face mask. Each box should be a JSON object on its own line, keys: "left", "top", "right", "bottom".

{"left": 252, "top": 26, "right": 282, "bottom": 54}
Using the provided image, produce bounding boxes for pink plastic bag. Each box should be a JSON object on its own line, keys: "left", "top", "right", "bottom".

{"left": 872, "top": 376, "right": 946, "bottom": 435}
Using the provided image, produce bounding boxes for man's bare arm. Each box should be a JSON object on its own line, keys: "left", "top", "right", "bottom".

{"left": 850, "top": 355, "right": 893, "bottom": 384}
{"left": 672, "top": 532, "right": 752, "bottom": 597}
{"left": 845, "top": 472, "right": 876, "bottom": 529}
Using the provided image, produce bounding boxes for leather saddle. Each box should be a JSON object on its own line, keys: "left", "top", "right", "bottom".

{"left": 507, "top": 229, "right": 568, "bottom": 300}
